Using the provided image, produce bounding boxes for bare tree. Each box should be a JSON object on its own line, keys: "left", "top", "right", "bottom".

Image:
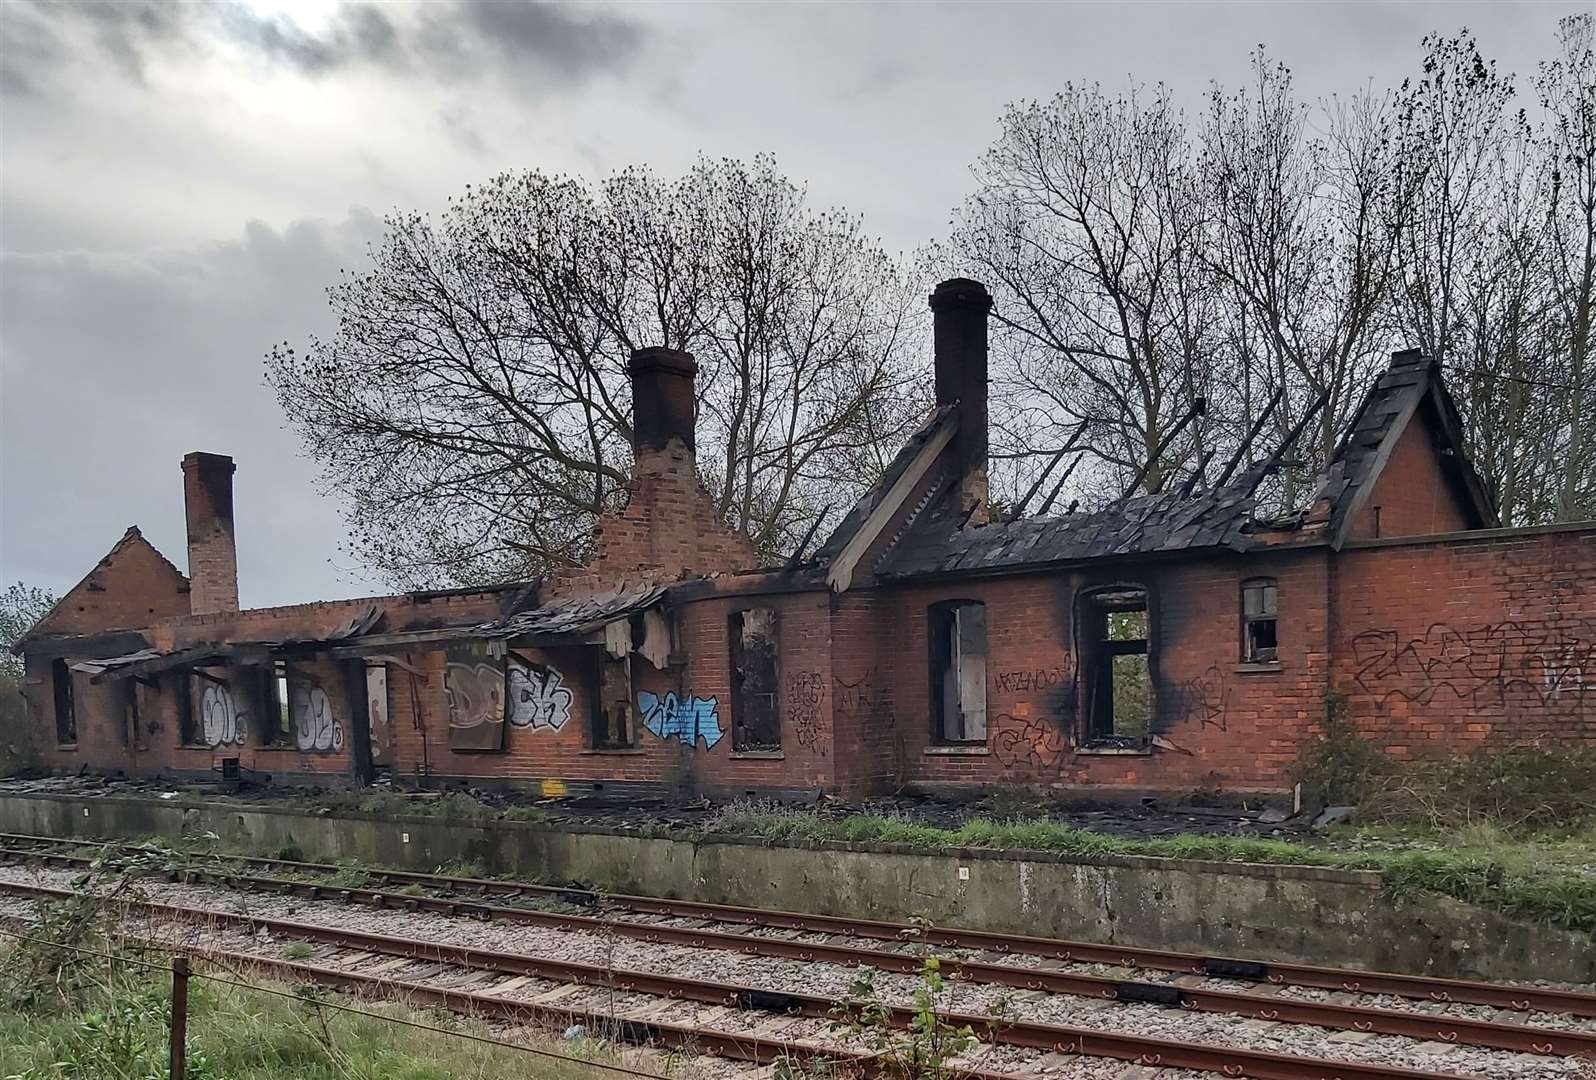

{"left": 268, "top": 156, "right": 922, "bottom": 588}
{"left": 1200, "top": 54, "right": 1401, "bottom": 507}
{"left": 955, "top": 84, "right": 1218, "bottom": 505}
{"left": 1539, "top": 13, "right": 1596, "bottom": 520}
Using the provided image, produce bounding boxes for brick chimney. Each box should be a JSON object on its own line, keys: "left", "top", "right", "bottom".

{"left": 181, "top": 452, "right": 239, "bottom": 614}
{"left": 930, "top": 277, "right": 993, "bottom": 525}
{"left": 628, "top": 346, "right": 698, "bottom": 454}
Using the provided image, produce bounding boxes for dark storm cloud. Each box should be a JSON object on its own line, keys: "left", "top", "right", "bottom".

{"left": 0, "top": 211, "right": 389, "bottom": 606}
{"left": 0, "top": 0, "right": 647, "bottom": 99}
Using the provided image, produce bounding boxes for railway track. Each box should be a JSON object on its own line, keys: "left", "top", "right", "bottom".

{"left": 1, "top": 832, "right": 1590, "bottom": 1017}
{"left": 0, "top": 831, "right": 1589, "bottom": 1078}
{"left": 0, "top": 877, "right": 1505, "bottom": 1080}
{"left": 0, "top": 840, "right": 1588, "bottom": 1059}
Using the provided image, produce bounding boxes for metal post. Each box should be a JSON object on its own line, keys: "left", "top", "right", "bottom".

{"left": 169, "top": 956, "right": 190, "bottom": 1080}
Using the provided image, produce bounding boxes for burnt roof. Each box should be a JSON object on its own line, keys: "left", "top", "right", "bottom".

{"left": 1309, "top": 350, "right": 1497, "bottom": 544}
{"left": 811, "top": 406, "right": 956, "bottom": 564}
{"left": 877, "top": 463, "right": 1273, "bottom": 580}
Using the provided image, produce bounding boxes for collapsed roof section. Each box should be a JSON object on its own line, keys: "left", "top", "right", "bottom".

{"left": 80, "top": 583, "right": 672, "bottom": 683}
{"left": 817, "top": 349, "right": 1499, "bottom": 588}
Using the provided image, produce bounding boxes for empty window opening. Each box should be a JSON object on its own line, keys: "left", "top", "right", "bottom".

{"left": 122, "top": 681, "right": 141, "bottom": 749}
{"left": 266, "top": 660, "right": 294, "bottom": 745}
{"left": 1079, "top": 588, "right": 1152, "bottom": 745}
{"left": 51, "top": 659, "right": 76, "bottom": 746}
{"left": 593, "top": 653, "right": 633, "bottom": 750}
{"left": 1242, "top": 578, "right": 1279, "bottom": 663}
{"left": 178, "top": 673, "right": 199, "bottom": 746}
{"left": 929, "top": 600, "right": 987, "bottom": 744}
{"left": 730, "top": 608, "right": 781, "bottom": 751}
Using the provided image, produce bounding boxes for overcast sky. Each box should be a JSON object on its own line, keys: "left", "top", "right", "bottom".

{"left": 0, "top": 0, "right": 1574, "bottom": 609}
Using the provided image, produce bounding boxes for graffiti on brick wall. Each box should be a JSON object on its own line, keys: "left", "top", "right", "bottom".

{"left": 446, "top": 647, "right": 506, "bottom": 751}
{"left": 993, "top": 666, "right": 1068, "bottom": 694}
{"left": 200, "top": 683, "right": 246, "bottom": 747}
{"left": 292, "top": 683, "right": 344, "bottom": 752}
{"left": 639, "top": 690, "right": 723, "bottom": 749}
{"left": 787, "top": 670, "right": 825, "bottom": 751}
{"left": 1351, "top": 620, "right": 1596, "bottom": 713}
{"left": 1168, "top": 665, "right": 1231, "bottom": 731}
{"left": 992, "top": 713, "right": 1069, "bottom": 770}
{"left": 835, "top": 669, "right": 881, "bottom": 719}
{"left": 507, "top": 658, "right": 572, "bottom": 732}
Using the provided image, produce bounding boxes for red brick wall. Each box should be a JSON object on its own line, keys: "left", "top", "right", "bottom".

{"left": 1346, "top": 416, "right": 1471, "bottom": 541}
{"left": 873, "top": 551, "right": 1332, "bottom": 796}
{"left": 30, "top": 530, "right": 190, "bottom": 638}
{"left": 1333, "top": 526, "right": 1596, "bottom": 754}
{"left": 567, "top": 440, "right": 758, "bottom": 592}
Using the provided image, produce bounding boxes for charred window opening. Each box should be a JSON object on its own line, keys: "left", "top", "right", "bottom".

{"left": 730, "top": 608, "right": 781, "bottom": 751}
{"left": 51, "top": 659, "right": 76, "bottom": 746}
{"left": 178, "top": 673, "right": 198, "bottom": 746}
{"left": 1079, "top": 587, "right": 1152, "bottom": 746}
{"left": 259, "top": 660, "right": 294, "bottom": 746}
{"left": 593, "top": 653, "right": 633, "bottom": 749}
{"left": 929, "top": 600, "right": 987, "bottom": 744}
{"left": 1242, "top": 578, "right": 1279, "bottom": 663}
{"left": 122, "top": 680, "right": 140, "bottom": 748}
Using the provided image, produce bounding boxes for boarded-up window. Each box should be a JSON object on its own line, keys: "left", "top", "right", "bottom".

{"left": 929, "top": 601, "right": 987, "bottom": 744}
{"left": 593, "top": 653, "right": 632, "bottom": 749}
{"left": 730, "top": 608, "right": 780, "bottom": 751}
{"left": 1242, "top": 578, "right": 1279, "bottom": 663}
{"left": 51, "top": 659, "right": 75, "bottom": 745}
{"left": 445, "top": 643, "right": 506, "bottom": 752}
{"left": 1079, "top": 587, "right": 1152, "bottom": 745}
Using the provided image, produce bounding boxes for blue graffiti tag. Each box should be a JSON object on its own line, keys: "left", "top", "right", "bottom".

{"left": 638, "top": 691, "right": 723, "bottom": 750}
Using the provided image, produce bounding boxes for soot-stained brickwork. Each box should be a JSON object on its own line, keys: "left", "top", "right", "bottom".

{"left": 12, "top": 280, "right": 1592, "bottom": 799}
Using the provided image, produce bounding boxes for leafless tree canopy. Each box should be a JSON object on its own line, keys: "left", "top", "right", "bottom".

{"left": 275, "top": 21, "right": 1593, "bottom": 589}
{"left": 958, "top": 16, "right": 1595, "bottom": 523}
{"left": 269, "top": 156, "right": 926, "bottom": 587}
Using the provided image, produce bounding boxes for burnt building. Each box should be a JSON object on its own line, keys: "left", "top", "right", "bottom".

{"left": 12, "top": 279, "right": 1595, "bottom": 800}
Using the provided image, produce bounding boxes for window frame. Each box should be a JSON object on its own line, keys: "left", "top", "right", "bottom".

{"left": 266, "top": 659, "right": 295, "bottom": 747}
{"left": 729, "top": 606, "right": 782, "bottom": 753}
{"left": 1240, "top": 577, "right": 1280, "bottom": 665}
{"left": 1076, "top": 585, "right": 1155, "bottom": 749}
{"left": 927, "top": 599, "right": 988, "bottom": 746}
{"left": 51, "top": 658, "right": 76, "bottom": 747}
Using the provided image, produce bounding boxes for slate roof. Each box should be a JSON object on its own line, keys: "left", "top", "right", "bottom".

{"left": 877, "top": 464, "right": 1273, "bottom": 580}
{"left": 810, "top": 406, "right": 956, "bottom": 564}
{"left": 488, "top": 582, "right": 668, "bottom": 640}
{"left": 1309, "top": 350, "right": 1497, "bottom": 543}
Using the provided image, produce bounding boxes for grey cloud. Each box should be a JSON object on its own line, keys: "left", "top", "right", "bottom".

{"left": 1, "top": 0, "right": 647, "bottom": 100}
{"left": 0, "top": 210, "right": 388, "bottom": 607}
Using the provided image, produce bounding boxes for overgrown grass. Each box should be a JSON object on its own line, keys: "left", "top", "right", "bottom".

{"left": 703, "top": 802, "right": 1596, "bottom": 934}
{"left": 296, "top": 790, "right": 551, "bottom": 825}
{"left": 0, "top": 886, "right": 659, "bottom": 1080}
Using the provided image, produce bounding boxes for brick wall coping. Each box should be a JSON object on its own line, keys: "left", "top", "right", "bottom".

{"left": 1341, "top": 519, "right": 1595, "bottom": 552}
{"left": 7, "top": 790, "right": 1381, "bottom": 888}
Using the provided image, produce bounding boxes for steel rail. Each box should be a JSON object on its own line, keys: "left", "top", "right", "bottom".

{"left": 0, "top": 914, "right": 896, "bottom": 1080}
{"left": 7, "top": 830, "right": 1594, "bottom": 1020}
{"left": 0, "top": 878, "right": 1481, "bottom": 1080}
{"left": 0, "top": 843, "right": 1582, "bottom": 1058}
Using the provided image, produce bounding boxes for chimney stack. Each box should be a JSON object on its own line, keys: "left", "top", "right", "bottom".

{"left": 181, "top": 452, "right": 239, "bottom": 614}
{"left": 930, "top": 277, "right": 993, "bottom": 525}
{"left": 628, "top": 347, "right": 698, "bottom": 453}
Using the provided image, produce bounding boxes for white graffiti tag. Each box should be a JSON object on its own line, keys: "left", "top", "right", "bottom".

{"left": 291, "top": 684, "right": 344, "bottom": 752}
{"left": 200, "top": 684, "right": 245, "bottom": 747}
{"left": 507, "top": 660, "right": 573, "bottom": 732}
